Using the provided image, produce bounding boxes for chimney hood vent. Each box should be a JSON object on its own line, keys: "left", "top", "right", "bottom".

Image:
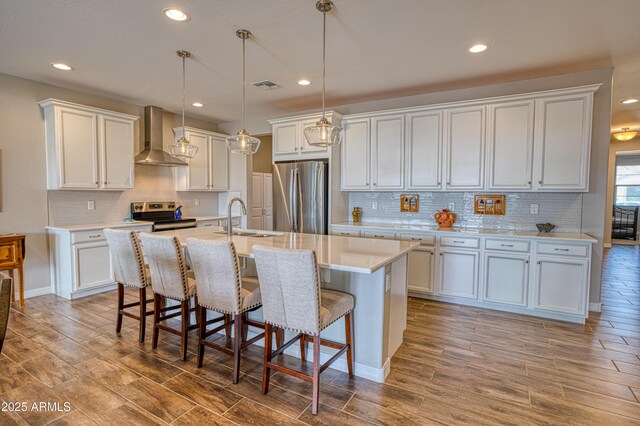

{"left": 135, "top": 106, "right": 187, "bottom": 166}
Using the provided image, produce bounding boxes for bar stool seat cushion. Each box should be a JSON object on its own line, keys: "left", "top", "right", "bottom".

{"left": 319, "top": 290, "right": 354, "bottom": 331}
{"left": 240, "top": 278, "right": 262, "bottom": 313}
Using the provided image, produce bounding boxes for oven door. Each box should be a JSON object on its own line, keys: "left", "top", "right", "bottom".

{"left": 152, "top": 220, "right": 197, "bottom": 232}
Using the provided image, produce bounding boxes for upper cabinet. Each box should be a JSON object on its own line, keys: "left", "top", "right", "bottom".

{"left": 39, "top": 99, "right": 138, "bottom": 190}
{"left": 269, "top": 111, "right": 342, "bottom": 162}
{"left": 406, "top": 111, "right": 443, "bottom": 190}
{"left": 486, "top": 100, "right": 535, "bottom": 190}
{"left": 340, "top": 115, "right": 404, "bottom": 191}
{"left": 174, "top": 127, "right": 229, "bottom": 191}
{"left": 533, "top": 93, "right": 593, "bottom": 191}
{"left": 339, "top": 84, "right": 599, "bottom": 192}
{"left": 444, "top": 106, "right": 485, "bottom": 191}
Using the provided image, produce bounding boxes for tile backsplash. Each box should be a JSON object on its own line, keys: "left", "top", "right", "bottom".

{"left": 48, "top": 165, "right": 219, "bottom": 226}
{"left": 348, "top": 192, "right": 583, "bottom": 233}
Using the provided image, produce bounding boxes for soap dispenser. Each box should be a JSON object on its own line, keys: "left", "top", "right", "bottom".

{"left": 175, "top": 205, "right": 183, "bottom": 221}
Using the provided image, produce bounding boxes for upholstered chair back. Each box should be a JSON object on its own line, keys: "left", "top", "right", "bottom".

{"left": 252, "top": 245, "right": 322, "bottom": 335}
{"left": 139, "top": 233, "right": 190, "bottom": 301}
{"left": 187, "top": 238, "right": 243, "bottom": 314}
{"left": 104, "top": 229, "right": 149, "bottom": 288}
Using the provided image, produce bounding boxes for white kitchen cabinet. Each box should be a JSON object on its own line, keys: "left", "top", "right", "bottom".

{"left": 438, "top": 248, "right": 479, "bottom": 299}
{"left": 405, "top": 110, "right": 443, "bottom": 190}
{"left": 487, "top": 100, "right": 534, "bottom": 190}
{"left": 533, "top": 93, "right": 593, "bottom": 191}
{"left": 407, "top": 246, "right": 435, "bottom": 296}
{"left": 40, "top": 99, "right": 137, "bottom": 190}
{"left": 174, "top": 127, "right": 229, "bottom": 191}
{"left": 269, "top": 112, "right": 341, "bottom": 161}
{"left": 250, "top": 172, "right": 273, "bottom": 230}
{"left": 371, "top": 115, "right": 404, "bottom": 190}
{"left": 483, "top": 252, "right": 529, "bottom": 307}
{"left": 444, "top": 105, "right": 485, "bottom": 190}
{"left": 196, "top": 219, "right": 221, "bottom": 228}
{"left": 341, "top": 118, "right": 371, "bottom": 190}
{"left": 533, "top": 256, "right": 589, "bottom": 316}
{"left": 47, "top": 224, "right": 152, "bottom": 300}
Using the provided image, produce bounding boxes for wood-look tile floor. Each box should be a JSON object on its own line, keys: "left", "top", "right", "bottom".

{"left": 2, "top": 245, "right": 640, "bottom": 425}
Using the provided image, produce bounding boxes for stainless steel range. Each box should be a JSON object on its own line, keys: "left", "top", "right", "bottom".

{"left": 131, "top": 201, "right": 197, "bottom": 231}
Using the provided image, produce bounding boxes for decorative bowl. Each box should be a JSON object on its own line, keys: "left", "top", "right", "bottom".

{"left": 435, "top": 209, "right": 457, "bottom": 228}
{"left": 536, "top": 223, "right": 556, "bottom": 233}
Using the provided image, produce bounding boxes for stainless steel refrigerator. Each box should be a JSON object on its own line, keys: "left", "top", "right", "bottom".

{"left": 272, "top": 160, "right": 328, "bottom": 234}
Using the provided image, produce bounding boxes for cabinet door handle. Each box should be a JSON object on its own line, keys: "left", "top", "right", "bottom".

{"left": 538, "top": 180, "right": 543, "bottom": 184}
{"left": 300, "top": 146, "right": 304, "bottom": 150}
{"left": 524, "top": 259, "right": 529, "bottom": 264}
{"left": 366, "top": 182, "right": 369, "bottom": 185}
{"left": 528, "top": 181, "right": 532, "bottom": 185}
{"left": 439, "top": 252, "right": 443, "bottom": 256}
{"left": 373, "top": 183, "right": 377, "bottom": 186}
{"left": 500, "top": 244, "right": 514, "bottom": 247}
{"left": 95, "top": 181, "right": 99, "bottom": 184}
{"left": 437, "top": 181, "right": 441, "bottom": 185}
{"left": 294, "top": 147, "right": 298, "bottom": 151}
{"left": 447, "top": 181, "right": 451, "bottom": 185}
{"left": 537, "top": 260, "right": 541, "bottom": 264}
{"left": 554, "top": 248, "right": 570, "bottom": 252}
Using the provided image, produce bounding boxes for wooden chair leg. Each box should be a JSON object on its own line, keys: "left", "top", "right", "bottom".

{"left": 276, "top": 327, "right": 284, "bottom": 349}
{"left": 300, "top": 333, "right": 306, "bottom": 362}
{"left": 345, "top": 312, "right": 354, "bottom": 376}
{"left": 8, "top": 269, "right": 14, "bottom": 304}
{"left": 152, "top": 293, "right": 161, "bottom": 349}
{"left": 18, "top": 264, "right": 24, "bottom": 309}
{"left": 232, "top": 314, "right": 242, "bottom": 384}
{"left": 262, "top": 322, "right": 272, "bottom": 395}
{"left": 312, "top": 335, "right": 321, "bottom": 415}
{"left": 224, "top": 314, "right": 232, "bottom": 344}
{"left": 116, "top": 283, "right": 124, "bottom": 334}
{"left": 180, "top": 299, "right": 190, "bottom": 361}
{"left": 241, "top": 312, "right": 248, "bottom": 343}
{"left": 197, "top": 305, "right": 206, "bottom": 368}
{"left": 138, "top": 287, "right": 147, "bottom": 343}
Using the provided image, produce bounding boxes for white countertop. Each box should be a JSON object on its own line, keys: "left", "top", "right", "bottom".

{"left": 332, "top": 221, "right": 597, "bottom": 243}
{"left": 166, "top": 227, "right": 417, "bottom": 274}
{"left": 192, "top": 216, "right": 240, "bottom": 221}
{"left": 46, "top": 221, "right": 152, "bottom": 232}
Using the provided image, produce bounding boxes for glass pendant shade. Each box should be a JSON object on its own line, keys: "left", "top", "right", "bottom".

{"left": 169, "top": 136, "right": 198, "bottom": 158}
{"left": 226, "top": 130, "right": 261, "bottom": 154}
{"left": 304, "top": 117, "right": 343, "bottom": 147}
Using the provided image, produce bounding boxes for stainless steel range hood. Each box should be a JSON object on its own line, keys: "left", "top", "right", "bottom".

{"left": 135, "top": 105, "right": 187, "bottom": 166}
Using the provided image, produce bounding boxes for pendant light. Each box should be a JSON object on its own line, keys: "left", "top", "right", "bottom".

{"left": 304, "top": 0, "right": 343, "bottom": 148}
{"left": 169, "top": 50, "right": 199, "bottom": 159}
{"left": 226, "top": 29, "right": 261, "bottom": 155}
{"left": 613, "top": 127, "right": 638, "bottom": 141}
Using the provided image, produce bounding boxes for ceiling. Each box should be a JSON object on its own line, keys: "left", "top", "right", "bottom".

{"left": 2, "top": 0, "right": 640, "bottom": 133}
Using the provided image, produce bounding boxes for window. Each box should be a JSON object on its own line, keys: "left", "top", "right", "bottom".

{"left": 615, "top": 163, "right": 640, "bottom": 205}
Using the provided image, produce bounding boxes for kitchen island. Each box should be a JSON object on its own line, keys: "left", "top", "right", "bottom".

{"left": 163, "top": 227, "right": 418, "bottom": 383}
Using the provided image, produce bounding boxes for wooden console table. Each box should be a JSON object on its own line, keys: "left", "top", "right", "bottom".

{"left": 0, "top": 234, "right": 26, "bottom": 308}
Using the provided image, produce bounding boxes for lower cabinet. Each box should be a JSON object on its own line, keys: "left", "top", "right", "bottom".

{"left": 407, "top": 246, "right": 435, "bottom": 295}
{"left": 438, "top": 248, "right": 479, "bottom": 299}
{"left": 533, "top": 256, "right": 589, "bottom": 316}
{"left": 483, "top": 252, "right": 529, "bottom": 307}
{"left": 73, "top": 241, "right": 113, "bottom": 291}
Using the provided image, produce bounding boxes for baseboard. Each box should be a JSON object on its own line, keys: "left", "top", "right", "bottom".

{"left": 15, "top": 286, "right": 52, "bottom": 300}
{"left": 589, "top": 302, "right": 602, "bottom": 313}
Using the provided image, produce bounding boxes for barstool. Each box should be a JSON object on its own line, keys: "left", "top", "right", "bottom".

{"left": 186, "top": 238, "right": 267, "bottom": 383}
{"left": 104, "top": 229, "right": 153, "bottom": 343}
{"left": 138, "top": 233, "right": 198, "bottom": 361}
{"left": 252, "top": 245, "right": 354, "bottom": 415}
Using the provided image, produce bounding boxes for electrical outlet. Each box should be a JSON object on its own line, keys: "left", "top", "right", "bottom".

{"left": 530, "top": 204, "right": 539, "bottom": 214}
{"left": 372, "top": 201, "right": 378, "bottom": 210}
{"left": 448, "top": 202, "right": 455, "bottom": 211}
{"left": 87, "top": 200, "right": 95, "bottom": 210}
{"left": 194, "top": 198, "right": 200, "bottom": 206}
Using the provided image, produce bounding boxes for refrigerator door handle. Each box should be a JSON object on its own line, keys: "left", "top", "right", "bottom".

{"left": 289, "top": 168, "right": 298, "bottom": 232}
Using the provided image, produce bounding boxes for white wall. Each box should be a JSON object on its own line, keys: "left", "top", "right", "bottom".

{"left": 0, "top": 72, "right": 222, "bottom": 294}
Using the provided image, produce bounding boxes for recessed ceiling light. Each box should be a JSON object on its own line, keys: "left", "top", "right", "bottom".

{"left": 468, "top": 44, "right": 488, "bottom": 53}
{"left": 192, "top": 102, "right": 204, "bottom": 107}
{"left": 297, "top": 79, "right": 311, "bottom": 86}
{"left": 622, "top": 99, "right": 638, "bottom": 104}
{"left": 163, "top": 8, "right": 190, "bottom": 22}
{"left": 51, "top": 63, "right": 73, "bottom": 71}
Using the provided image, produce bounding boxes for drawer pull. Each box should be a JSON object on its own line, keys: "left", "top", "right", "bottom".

{"left": 500, "top": 244, "right": 514, "bottom": 247}
{"left": 373, "top": 235, "right": 384, "bottom": 238}
{"left": 410, "top": 237, "right": 422, "bottom": 241}
{"left": 453, "top": 240, "right": 465, "bottom": 244}
{"left": 554, "top": 248, "right": 570, "bottom": 252}
{"left": 89, "top": 234, "right": 101, "bottom": 239}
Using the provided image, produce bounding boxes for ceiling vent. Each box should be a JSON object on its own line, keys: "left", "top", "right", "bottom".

{"left": 251, "top": 80, "right": 281, "bottom": 90}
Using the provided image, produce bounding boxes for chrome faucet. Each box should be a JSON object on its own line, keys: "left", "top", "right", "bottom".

{"left": 227, "top": 197, "right": 248, "bottom": 237}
